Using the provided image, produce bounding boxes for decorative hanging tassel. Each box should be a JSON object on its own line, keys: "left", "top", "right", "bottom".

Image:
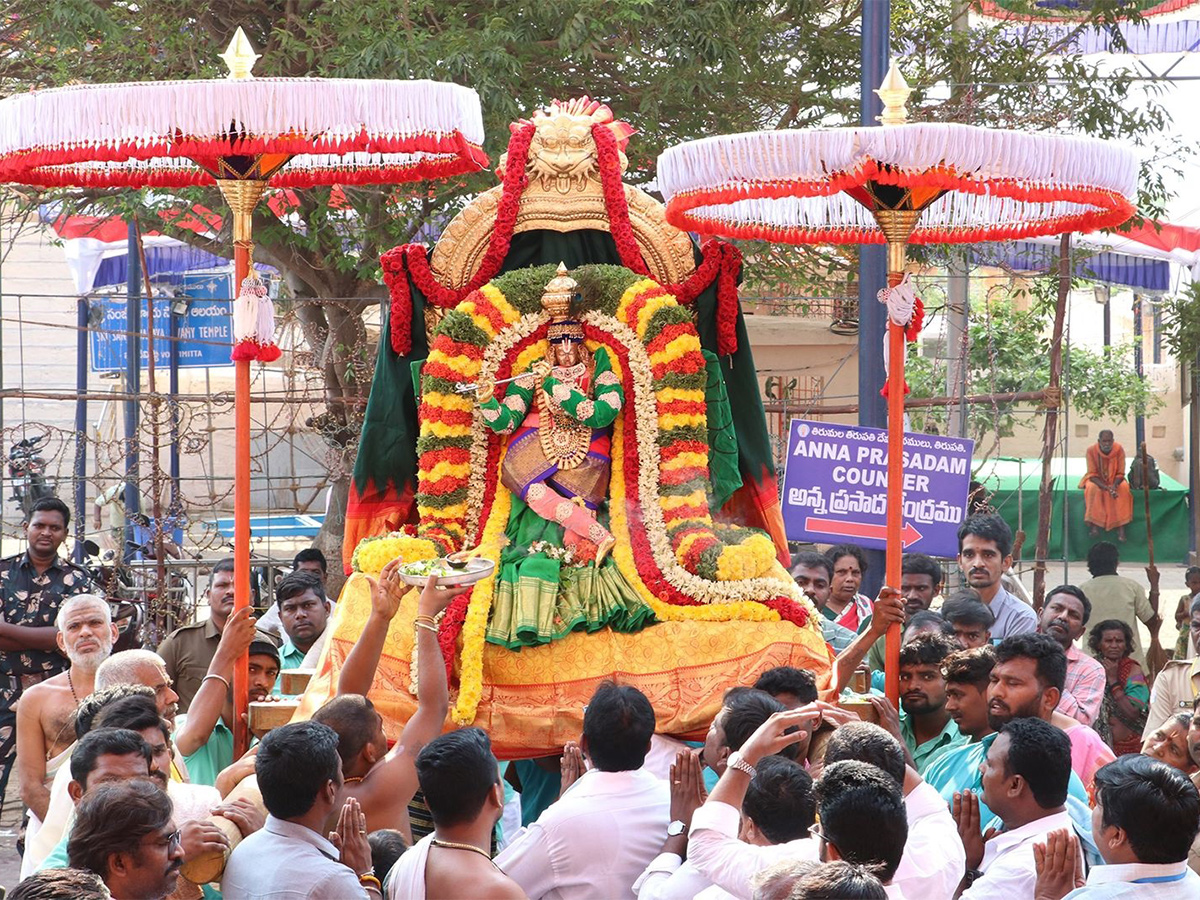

{"left": 877, "top": 273, "right": 924, "bottom": 398}
{"left": 230, "top": 272, "right": 281, "bottom": 362}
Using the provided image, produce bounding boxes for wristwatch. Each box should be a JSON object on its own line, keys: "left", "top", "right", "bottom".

{"left": 667, "top": 819, "right": 687, "bottom": 836}
{"left": 727, "top": 751, "right": 757, "bottom": 779}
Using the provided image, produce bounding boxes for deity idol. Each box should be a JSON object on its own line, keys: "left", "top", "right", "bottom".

{"left": 475, "top": 266, "right": 621, "bottom": 565}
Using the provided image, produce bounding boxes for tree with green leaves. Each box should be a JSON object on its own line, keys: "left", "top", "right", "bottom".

{"left": 0, "top": 0, "right": 1177, "bottom": 561}
{"left": 905, "top": 292, "right": 1163, "bottom": 455}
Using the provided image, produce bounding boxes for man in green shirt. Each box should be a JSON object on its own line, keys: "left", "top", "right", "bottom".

{"left": 178, "top": 639, "right": 279, "bottom": 786}
{"left": 896, "top": 632, "right": 967, "bottom": 774}
{"left": 274, "top": 570, "right": 331, "bottom": 684}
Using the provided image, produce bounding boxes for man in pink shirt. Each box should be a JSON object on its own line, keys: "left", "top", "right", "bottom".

{"left": 988, "top": 633, "right": 1114, "bottom": 794}
{"left": 1039, "top": 586, "right": 1105, "bottom": 726}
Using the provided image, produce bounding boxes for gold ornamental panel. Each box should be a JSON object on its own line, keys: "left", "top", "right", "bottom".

{"left": 429, "top": 184, "right": 697, "bottom": 290}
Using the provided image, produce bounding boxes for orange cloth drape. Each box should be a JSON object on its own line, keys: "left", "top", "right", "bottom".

{"left": 295, "top": 575, "right": 832, "bottom": 758}
{"left": 1080, "top": 442, "right": 1134, "bottom": 531}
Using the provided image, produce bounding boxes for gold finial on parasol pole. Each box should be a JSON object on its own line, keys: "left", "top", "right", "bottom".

{"left": 221, "top": 27, "right": 260, "bottom": 80}
{"left": 875, "top": 59, "right": 912, "bottom": 127}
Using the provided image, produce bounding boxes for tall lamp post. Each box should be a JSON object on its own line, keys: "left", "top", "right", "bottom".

{"left": 0, "top": 28, "right": 486, "bottom": 752}
{"left": 657, "top": 63, "right": 1137, "bottom": 705}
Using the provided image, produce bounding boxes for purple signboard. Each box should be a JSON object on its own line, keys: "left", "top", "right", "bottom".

{"left": 780, "top": 419, "right": 974, "bottom": 557}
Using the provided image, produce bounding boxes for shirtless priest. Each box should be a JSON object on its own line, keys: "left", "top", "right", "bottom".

{"left": 310, "top": 565, "right": 469, "bottom": 840}
{"left": 14, "top": 594, "right": 116, "bottom": 823}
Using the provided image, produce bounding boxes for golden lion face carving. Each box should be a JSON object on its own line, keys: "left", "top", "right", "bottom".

{"left": 529, "top": 112, "right": 602, "bottom": 193}
{"left": 498, "top": 97, "right": 632, "bottom": 194}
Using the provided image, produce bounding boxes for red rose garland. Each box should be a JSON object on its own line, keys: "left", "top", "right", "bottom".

{"left": 382, "top": 123, "right": 537, "bottom": 355}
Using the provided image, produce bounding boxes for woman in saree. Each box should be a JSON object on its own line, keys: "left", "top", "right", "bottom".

{"left": 1088, "top": 618, "right": 1150, "bottom": 756}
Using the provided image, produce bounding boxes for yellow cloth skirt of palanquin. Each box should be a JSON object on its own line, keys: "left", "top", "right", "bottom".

{"left": 294, "top": 573, "right": 832, "bottom": 758}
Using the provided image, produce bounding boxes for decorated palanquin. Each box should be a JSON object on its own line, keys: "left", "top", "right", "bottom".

{"left": 296, "top": 99, "right": 831, "bottom": 756}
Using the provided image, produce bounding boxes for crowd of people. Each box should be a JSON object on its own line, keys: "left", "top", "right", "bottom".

{"left": 3, "top": 496, "right": 1200, "bottom": 899}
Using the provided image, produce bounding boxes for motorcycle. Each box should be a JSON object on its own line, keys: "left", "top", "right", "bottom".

{"left": 8, "top": 433, "right": 55, "bottom": 518}
{"left": 79, "top": 538, "right": 144, "bottom": 652}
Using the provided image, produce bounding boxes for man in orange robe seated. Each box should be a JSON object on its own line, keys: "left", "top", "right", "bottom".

{"left": 1081, "top": 430, "right": 1134, "bottom": 541}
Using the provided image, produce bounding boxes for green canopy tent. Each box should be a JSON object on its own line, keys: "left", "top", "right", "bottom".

{"left": 974, "top": 456, "right": 1190, "bottom": 563}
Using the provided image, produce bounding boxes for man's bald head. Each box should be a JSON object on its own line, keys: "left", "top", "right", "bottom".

{"left": 95, "top": 650, "right": 179, "bottom": 721}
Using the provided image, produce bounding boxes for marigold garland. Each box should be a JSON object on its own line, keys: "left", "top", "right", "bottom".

{"left": 350, "top": 531, "right": 439, "bottom": 576}
{"left": 451, "top": 456, "right": 511, "bottom": 726}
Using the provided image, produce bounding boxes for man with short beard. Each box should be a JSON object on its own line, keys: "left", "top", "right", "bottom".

{"left": 1037, "top": 585, "right": 1104, "bottom": 727}
{"left": 15, "top": 594, "right": 117, "bottom": 824}
{"left": 987, "top": 633, "right": 1114, "bottom": 794}
{"left": 895, "top": 632, "right": 966, "bottom": 774}
{"left": 956, "top": 514, "right": 1037, "bottom": 640}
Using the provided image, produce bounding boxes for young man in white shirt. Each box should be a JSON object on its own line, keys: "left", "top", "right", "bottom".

{"left": 823, "top": 721, "right": 965, "bottom": 899}
{"left": 496, "top": 682, "right": 670, "bottom": 899}
{"left": 689, "top": 708, "right": 908, "bottom": 899}
{"left": 954, "top": 717, "right": 1074, "bottom": 898}
{"left": 634, "top": 752, "right": 814, "bottom": 899}
{"left": 222, "top": 720, "right": 378, "bottom": 899}
{"left": 1036, "top": 754, "right": 1200, "bottom": 899}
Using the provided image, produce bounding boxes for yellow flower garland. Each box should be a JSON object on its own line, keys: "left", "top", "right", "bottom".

{"left": 351, "top": 533, "right": 439, "bottom": 577}
{"left": 451, "top": 449, "right": 512, "bottom": 725}
{"left": 607, "top": 416, "right": 780, "bottom": 623}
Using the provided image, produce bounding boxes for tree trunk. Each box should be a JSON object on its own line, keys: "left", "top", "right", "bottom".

{"left": 313, "top": 466, "right": 351, "bottom": 600}
{"left": 1032, "top": 234, "right": 1071, "bottom": 609}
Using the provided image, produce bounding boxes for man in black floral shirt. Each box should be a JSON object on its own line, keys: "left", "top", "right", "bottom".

{"left": 0, "top": 496, "right": 92, "bottom": 799}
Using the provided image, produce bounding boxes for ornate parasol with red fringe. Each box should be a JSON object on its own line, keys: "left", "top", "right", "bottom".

{"left": 656, "top": 62, "right": 1139, "bottom": 706}
{"left": 0, "top": 27, "right": 487, "bottom": 753}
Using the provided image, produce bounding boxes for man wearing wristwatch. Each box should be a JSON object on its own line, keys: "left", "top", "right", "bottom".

{"left": 633, "top": 751, "right": 814, "bottom": 899}
{"left": 954, "top": 718, "right": 1073, "bottom": 899}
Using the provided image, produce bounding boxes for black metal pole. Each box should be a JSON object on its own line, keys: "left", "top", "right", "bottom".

{"left": 123, "top": 221, "right": 142, "bottom": 558}
{"left": 858, "top": 0, "right": 890, "bottom": 599}
{"left": 73, "top": 298, "right": 89, "bottom": 561}
{"left": 169, "top": 303, "right": 181, "bottom": 517}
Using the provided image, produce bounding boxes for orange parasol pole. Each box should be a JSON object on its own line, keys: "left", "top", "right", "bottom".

{"left": 884, "top": 271, "right": 906, "bottom": 708}
{"left": 877, "top": 232, "right": 916, "bottom": 709}
{"left": 217, "top": 178, "right": 267, "bottom": 757}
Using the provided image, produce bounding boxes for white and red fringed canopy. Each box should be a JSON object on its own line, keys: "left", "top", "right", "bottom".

{"left": 0, "top": 77, "right": 486, "bottom": 188}
{"left": 656, "top": 123, "right": 1139, "bottom": 244}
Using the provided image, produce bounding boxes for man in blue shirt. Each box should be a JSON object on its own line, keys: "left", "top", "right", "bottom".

{"left": 957, "top": 514, "right": 1038, "bottom": 640}
{"left": 926, "top": 646, "right": 999, "bottom": 816}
